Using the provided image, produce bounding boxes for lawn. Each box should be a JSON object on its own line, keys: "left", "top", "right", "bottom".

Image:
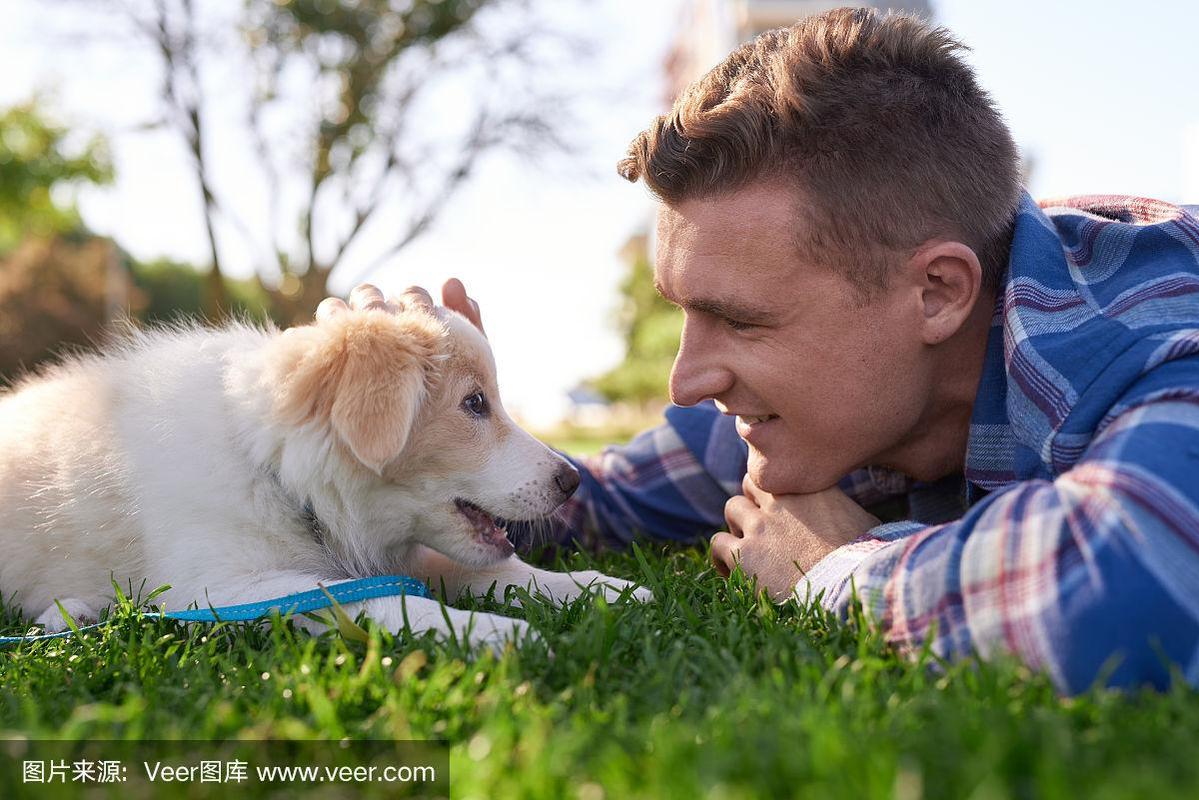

{"left": 2, "top": 544, "right": 1199, "bottom": 799}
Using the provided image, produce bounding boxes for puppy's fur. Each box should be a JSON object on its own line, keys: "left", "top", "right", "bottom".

{"left": 0, "top": 306, "right": 647, "bottom": 650}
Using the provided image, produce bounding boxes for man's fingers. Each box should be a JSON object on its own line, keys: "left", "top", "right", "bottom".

{"left": 398, "top": 285, "right": 434, "bottom": 310}
{"left": 741, "top": 473, "right": 768, "bottom": 505}
{"left": 440, "top": 277, "right": 469, "bottom": 311}
{"left": 710, "top": 531, "right": 741, "bottom": 578}
{"left": 349, "top": 283, "right": 387, "bottom": 312}
{"left": 315, "top": 297, "right": 349, "bottom": 322}
{"left": 723, "top": 495, "right": 757, "bottom": 536}
{"left": 441, "top": 278, "right": 486, "bottom": 334}
{"left": 320, "top": 282, "right": 438, "bottom": 322}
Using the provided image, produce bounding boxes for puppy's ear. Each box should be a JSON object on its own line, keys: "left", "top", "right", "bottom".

{"left": 328, "top": 325, "right": 432, "bottom": 474}
{"left": 268, "top": 311, "right": 443, "bottom": 475}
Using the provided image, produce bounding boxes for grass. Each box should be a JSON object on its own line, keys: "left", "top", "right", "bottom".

{"left": 531, "top": 416, "right": 664, "bottom": 457}
{"left": 2, "top": 545, "right": 1199, "bottom": 799}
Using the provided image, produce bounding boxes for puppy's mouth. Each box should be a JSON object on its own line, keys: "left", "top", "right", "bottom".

{"left": 454, "top": 498, "right": 515, "bottom": 557}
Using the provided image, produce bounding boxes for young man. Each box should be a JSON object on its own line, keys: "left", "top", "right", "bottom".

{"left": 335, "top": 8, "right": 1199, "bottom": 694}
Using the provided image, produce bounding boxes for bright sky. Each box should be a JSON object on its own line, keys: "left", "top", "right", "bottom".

{"left": 3, "top": 1, "right": 1198, "bottom": 427}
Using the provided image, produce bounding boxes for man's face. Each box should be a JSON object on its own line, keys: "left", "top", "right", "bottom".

{"left": 655, "top": 182, "right": 932, "bottom": 494}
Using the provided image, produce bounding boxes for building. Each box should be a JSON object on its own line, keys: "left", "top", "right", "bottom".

{"left": 1186, "top": 123, "right": 1199, "bottom": 203}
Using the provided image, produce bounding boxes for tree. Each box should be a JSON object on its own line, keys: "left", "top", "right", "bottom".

{"left": 0, "top": 101, "right": 111, "bottom": 252}
{"left": 129, "top": 257, "right": 275, "bottom": 326}
{"left": 0, "top": 102, "right": 119, "bottom": 382}
{"left": 122, "top": 0, "right": 577, "bottom": 323}
{"left": 588, "top": 244, "right": 683, "bottom": 407}
{"left": 0, "top": 235, "right": 130, "bottom": 382}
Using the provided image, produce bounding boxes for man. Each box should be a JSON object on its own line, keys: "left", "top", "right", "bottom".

{"left": 337, "top": 8, "right": 1199, "bottom": 694}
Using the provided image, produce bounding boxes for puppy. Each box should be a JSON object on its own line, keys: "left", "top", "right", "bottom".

{"left": 0, "top": 301, "right": 648, "bottom": 651}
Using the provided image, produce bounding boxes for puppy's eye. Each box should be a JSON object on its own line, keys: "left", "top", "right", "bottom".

{"left": 461, "top": 391, "right": 490, "bottom": 418}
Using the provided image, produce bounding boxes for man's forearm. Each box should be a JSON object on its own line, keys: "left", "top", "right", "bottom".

{"left": 510, "top": 418, "right": 733, "bottom": 552}
{"left": 797, "top": 397, "right": 1199, "bottom": 694}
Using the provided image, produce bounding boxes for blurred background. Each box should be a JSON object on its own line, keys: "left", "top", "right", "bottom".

{"left": 2, "top": 0, "right": 1197, "bottom": 449}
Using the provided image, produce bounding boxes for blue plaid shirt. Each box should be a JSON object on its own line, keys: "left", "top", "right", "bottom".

{"left": 519, "top": 192, "right": 1199, "bottom": 694}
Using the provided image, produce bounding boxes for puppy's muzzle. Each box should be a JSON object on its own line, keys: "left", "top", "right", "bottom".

{"left": 553, "top": 463, "right": 581, "bottom": 501}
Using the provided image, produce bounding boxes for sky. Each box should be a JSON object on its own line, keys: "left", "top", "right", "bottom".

{"left": 3, "top": 0, "right": 1198, "bottom": 427}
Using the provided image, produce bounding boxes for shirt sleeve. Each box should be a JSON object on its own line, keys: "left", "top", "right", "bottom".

{"left": 798, "top": 360, "right": 1199, "bottom": 694}
{"left": 513, "top": 401, "right": 923, "bottom": 552}
{"left": 836, "top": 466, "right": 913, "bottom": 507}
{"left": 511, "top": 402, "right": 746, "bottom": 551}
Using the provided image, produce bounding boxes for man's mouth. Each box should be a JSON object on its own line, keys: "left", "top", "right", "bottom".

{"left": 734, "top": 414, "right": 779, "bottom": 439}
{"left": 454, "top": 498, "right": 515, "bottom": 555}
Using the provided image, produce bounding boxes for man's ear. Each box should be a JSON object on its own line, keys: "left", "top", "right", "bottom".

{"left": 268, "top": 311, "right": 443, "bottom": 475}
{"left": 907, "top": 240, "right": 983, "bottom": 345}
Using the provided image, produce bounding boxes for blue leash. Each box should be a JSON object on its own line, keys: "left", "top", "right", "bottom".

{"left": 0, "top": 574, "right": 431, "bottom": 646}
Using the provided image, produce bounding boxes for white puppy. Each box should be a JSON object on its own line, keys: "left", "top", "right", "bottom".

{"left": 0, "top": 299, "right": 648, "bottom": 651}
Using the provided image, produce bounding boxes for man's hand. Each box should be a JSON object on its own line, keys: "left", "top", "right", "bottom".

{"left": 314, "top": 280, "right": 486, "bottom": 335}
{"left": 315, "top": 283, "right": 433, "bottom": 320}
{"left": 712, "top": 475, "right": 880, "bottom": 602}
{"left": 440, "top": 278, "right": 485, "bottom": 334}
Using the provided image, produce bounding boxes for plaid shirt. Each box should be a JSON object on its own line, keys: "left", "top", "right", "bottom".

{"left": 519, "top": 192, "right": 1199, "bottom": 694}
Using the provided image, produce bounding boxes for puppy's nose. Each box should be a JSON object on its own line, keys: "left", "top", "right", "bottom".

{"left": 554, "top": 463, "right": 581, "bottom": 498}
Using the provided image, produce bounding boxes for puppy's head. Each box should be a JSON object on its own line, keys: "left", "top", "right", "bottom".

{"left": 267, "top": 306, "right": 579, "bottom": 567}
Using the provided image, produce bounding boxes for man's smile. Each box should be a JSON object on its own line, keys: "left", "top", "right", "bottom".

{"left": 734, "top": 414, "right": 780, "bottom": 440}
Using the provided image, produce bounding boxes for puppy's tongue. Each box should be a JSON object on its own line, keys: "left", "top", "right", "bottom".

{"left": 455, "top": 499, "right": 515, "bottom": 556}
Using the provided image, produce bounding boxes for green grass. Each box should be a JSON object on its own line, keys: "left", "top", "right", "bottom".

{"left": 2, "top": 546, "right": 1198, "bottom": 799}
{"left": 540, "top": 433, "right": 613, "bottom": 457}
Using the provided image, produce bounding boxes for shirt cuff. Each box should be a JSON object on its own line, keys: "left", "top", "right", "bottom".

{"left": 793, "top": 521, "right": 926, "bottom": 608}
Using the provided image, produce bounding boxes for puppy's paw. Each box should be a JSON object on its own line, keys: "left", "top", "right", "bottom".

{"left": 464, "top": 613, "right": 537, "bottom": 657}
{"left": 369, "top": 596, "right": 537, "bottom": 657}
{"left": 35, "top": 599, "right": 100, "bottom": 634}
{"left": 537, "top": 570, "right": 654, "bottom": 605}
{"left": 582, "top": 572, "right": 654, "bottom": 604}
{"left": 622, "top": 582, "right": 654, "bottom": 603}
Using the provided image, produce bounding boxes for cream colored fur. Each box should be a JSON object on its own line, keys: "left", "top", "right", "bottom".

{"left": 0, "top": 307, "right": 648, "bottom": 652}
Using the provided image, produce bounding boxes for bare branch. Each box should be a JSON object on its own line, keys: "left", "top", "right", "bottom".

{"left": 244, "top": 27, "right": 290, "bottom": 278}
{"left": 64, "top": 0, "right": 594, "bottom": 318}
{"left": 341, "top": 110, "right": 496, "bottom": 286}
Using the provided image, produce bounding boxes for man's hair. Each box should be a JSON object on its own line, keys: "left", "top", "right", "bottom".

{"left": 619, "top": 7, "right": 1021, "bottom": 294}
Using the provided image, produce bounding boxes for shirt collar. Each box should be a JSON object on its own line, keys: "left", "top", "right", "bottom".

{"left": 963, "top": 191, "right": 1048, "bottom": 497}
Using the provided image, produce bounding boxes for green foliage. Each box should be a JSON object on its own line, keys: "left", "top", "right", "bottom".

{"left": 0, "top": 235, "right": 125, "bottom": 383}
{"left": 2, "top": 547, "right": 1197, "bottom": 798}
{"left": 0, "top": 101, "right": 122, "bottom": 383}
{"left": 260, "top": 0, "right": 492, "bottom": 179}
{"left": 129, "top": 258, "right": 276, "bottom": 326}
{"left": 0, "top": 244, "right": 277, "bottom": 385}
{"left": 590, "top": 255, "right": 683, "bottom": 404}
{"left": 0, "top": 101, "right": 111, "bottom": 253}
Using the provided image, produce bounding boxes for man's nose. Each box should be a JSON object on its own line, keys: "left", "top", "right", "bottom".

{"left": 668, "top": 324, "right": 733, "bottom": 407}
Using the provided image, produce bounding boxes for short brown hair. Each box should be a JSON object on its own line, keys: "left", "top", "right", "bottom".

{"left": 619, "top": 7, "right": 1021, "bottom": 293}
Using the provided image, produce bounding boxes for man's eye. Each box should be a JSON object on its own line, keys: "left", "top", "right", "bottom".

{"left": 723, "top": 317, "right": 755, "bottom": 332}
{"left": 461, "top": 391, "right": 490, "bottom": 418}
